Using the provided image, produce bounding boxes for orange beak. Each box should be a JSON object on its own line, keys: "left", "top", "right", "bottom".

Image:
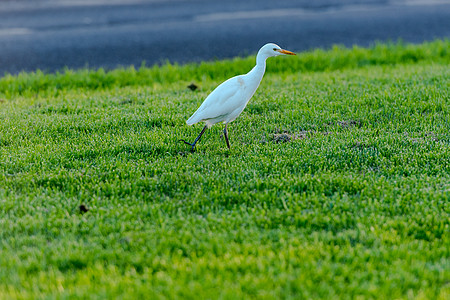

{"left": 277, "top": 49, "right": 296, "bottom": 55}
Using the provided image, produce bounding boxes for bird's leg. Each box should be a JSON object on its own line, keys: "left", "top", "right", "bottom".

{"left": 223, "top": 123, "right": 231, "bottom": 149}
{"left": 179, "top": 125, "right": 208, "bottom": 152}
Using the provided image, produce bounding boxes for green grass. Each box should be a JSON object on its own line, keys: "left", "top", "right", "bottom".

{"left": 0, "top": 40, "right": 449, "bottom": 299}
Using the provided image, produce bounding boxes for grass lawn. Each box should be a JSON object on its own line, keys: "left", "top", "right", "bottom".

{"left": 0, "top": 40, "right": 449, "bottom": 299}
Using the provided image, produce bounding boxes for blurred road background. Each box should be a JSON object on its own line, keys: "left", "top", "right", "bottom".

{"left": 1, "top": 0, "right": 449, "bottom": 74}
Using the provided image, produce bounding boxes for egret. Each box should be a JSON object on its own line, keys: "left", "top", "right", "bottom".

{"left": 180, "top": 43, "right": 295, "bottom": 152}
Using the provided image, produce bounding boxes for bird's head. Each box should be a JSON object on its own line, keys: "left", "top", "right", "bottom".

{"left": 259, "top": 43, "right": 296, "bottom": 58}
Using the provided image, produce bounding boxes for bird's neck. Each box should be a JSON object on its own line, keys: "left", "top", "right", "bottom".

{"left": 256, "top": 54, "right": 267, "bottom": 72}
{"left": 247, "top": 55, "right": 267, "bottom": 82}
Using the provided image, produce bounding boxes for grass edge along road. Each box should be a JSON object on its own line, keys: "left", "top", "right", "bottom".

{"left": 0, "top": 40, "right": 449, "bottom": 299}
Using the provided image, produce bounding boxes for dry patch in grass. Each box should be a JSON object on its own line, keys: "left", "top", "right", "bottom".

{"left": 272, "top": 129, "right": 331, "bottom": 143}
{"left": 405, "top": 132, "right": 440, "bottom": 143}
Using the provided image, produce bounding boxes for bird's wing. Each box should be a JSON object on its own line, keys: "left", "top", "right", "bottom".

{"left": 187, "top": 75, "right": 246, "bottom": 124}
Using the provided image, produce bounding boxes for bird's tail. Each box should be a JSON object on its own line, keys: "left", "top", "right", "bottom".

{"left": 187, "top": 105, "right": 206, "bottom": 125}
{"left": 186, "top": 113, "right": 199, "bottom": 126}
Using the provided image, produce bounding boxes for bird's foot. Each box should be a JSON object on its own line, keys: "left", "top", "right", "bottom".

{"left": 179, "top": 139, "right": 196, "bottom": 152}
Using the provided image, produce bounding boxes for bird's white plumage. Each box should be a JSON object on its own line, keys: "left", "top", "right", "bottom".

{"left": 186, "top": 43, "right": 295, "bottom": 128}
{"left": 186, "top": 74, "right": 255, "bottom": 127}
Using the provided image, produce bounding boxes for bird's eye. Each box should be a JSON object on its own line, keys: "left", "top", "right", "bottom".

{"left": 273, "top": 48, "right": 277, "bottom": 51}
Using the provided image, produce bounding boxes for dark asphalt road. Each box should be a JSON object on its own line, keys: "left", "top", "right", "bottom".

{"left": 1, "top": 0, "right": 449, "bottom": 75}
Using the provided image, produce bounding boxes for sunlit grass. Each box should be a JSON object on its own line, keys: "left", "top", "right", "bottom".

{"left": 0, "top": 40, "right": 449, "bottom": 299}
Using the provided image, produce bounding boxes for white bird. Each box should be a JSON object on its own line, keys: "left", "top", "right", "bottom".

{"left": 180, "top": 43, "right": 295, "bottom": 152}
